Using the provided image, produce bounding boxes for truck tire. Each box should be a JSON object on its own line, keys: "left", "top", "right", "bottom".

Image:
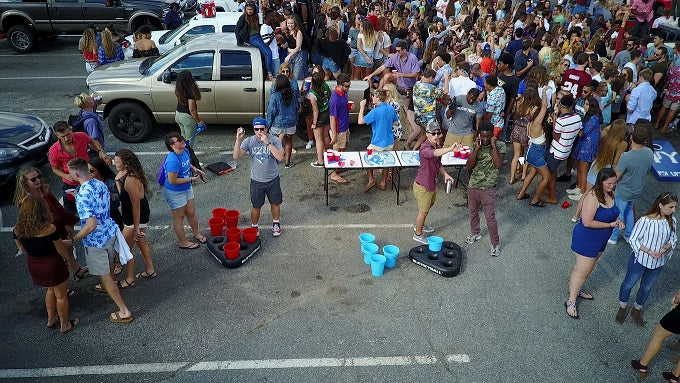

{"left": 131, "top": 16, "right": 162, "bottom": 33}
{"left": 108, "top": 102, "right": 154, "bottom": 143}
{"left": 7, "top": 25, "right": 37, "bottom": 53}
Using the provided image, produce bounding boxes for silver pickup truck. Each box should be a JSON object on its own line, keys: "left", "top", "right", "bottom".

{"left": 86, "top": 34, "right": 369, "bottom": 143}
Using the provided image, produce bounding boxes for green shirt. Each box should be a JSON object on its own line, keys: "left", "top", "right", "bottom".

{"left": 468, "top": 141, "right": 506, "bottom": 189}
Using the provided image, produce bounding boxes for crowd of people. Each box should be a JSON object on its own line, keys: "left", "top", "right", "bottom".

{"left": 11, "top": 0, "right": 680, "bottom": 378}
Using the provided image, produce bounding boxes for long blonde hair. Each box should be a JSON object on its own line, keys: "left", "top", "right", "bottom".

{"left": 593, "top": 119, "right": 626, "bottom": 172}
{"left": 101, "top": 29, "right": 116, "bottom": 58}
{"left": 14, "top": 194, "right": 52, "bottom": 239}
{"left": 79, "top": 28, "right": 97, "bottom": 53}
{"left": 360, "top": 19, "right": 376, "bottom": 48}
{"left": 13, "top": 167, "right": 48, "bottom": 208}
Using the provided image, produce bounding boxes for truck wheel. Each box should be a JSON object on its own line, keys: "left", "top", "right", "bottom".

{"left": 131, "top": 16, "right": 162, "bottom": 32}
{"left": 108, "top": 103, "right": 153, "bottom": 143}
{"left": 7, "top": 25, "right": 37, "bottom": 53}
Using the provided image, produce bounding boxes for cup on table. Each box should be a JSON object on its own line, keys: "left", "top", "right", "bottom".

{"left": 348, "top": 101, "right": 354, "bottom": 111}
{"left": 462, "top": 146, "right": 470, "bottom": 151}
{"left": 333, "top": 151, "right": 341, "bottom": 162}
{"left": 326, "top": 149, "right": 334, "bottom": 162}
{"left": 453, "top": 149, "right": 460, "bottom": 157}
{"left": 65, "top": 189, "right": 77, "bottom": 201}
{"left": 367, "top": 146, "right": 373, "bottom": 155}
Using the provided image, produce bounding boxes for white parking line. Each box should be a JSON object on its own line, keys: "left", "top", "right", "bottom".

{"left": 0, "top": 223, "right": 413, "bottom": 233}
{"left": 106, "top": 149, "right": 234, "bottom": 156}
{"left": 0, "top": 354, "right": 470, "bottom": 378}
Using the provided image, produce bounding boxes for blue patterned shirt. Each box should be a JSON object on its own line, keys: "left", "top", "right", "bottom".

{"left": 97, "top": 44, "right": 124, "bottom": 66}
{"left": 75, "top": 179, "right": 118, "bottom": 248}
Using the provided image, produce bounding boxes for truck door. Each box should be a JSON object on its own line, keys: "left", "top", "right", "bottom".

{"left": 215, "top": 50, "right": 262, "bottom": 124}
{"left": 151, "top": 50, "right": 217, "bottom": 124}
{"left": 81, "top": 0, "right": 127, "bottom": 31}
{"left": 49, "top": 0, "right": 85, "bottom": 33}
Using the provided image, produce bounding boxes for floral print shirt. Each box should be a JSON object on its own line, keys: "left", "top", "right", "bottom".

{"left": 75, "top": 179, "right": 118, "bottom": 248}
{"left": 485, "top": 86, "right": 506, "bottom": 129}
{"left": 413, "top": 80, "right": 444, "bottom": 126}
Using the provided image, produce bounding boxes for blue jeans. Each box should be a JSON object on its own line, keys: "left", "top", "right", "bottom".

{"left": 609, "top": 194, "right": 634, "bottom": 241}
{"left": 271, "top": 58, "right": 280, "bottom": 77}
{"left": 249, "top": 34, "right": 273, "bottom": 76}
{"left": 619, "top": 253, "right": 664, "bottom": 307}
{"left": 289, "top": 49, "right": 308, "bottom": 80}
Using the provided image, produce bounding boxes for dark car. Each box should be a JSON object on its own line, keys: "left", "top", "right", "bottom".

{"left": 0, "top": 112, "right": 54, "bottom": 187}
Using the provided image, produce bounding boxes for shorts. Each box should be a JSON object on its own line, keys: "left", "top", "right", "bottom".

{"left": 84, "top": 235, "right": 119, "bottom": 276}
{"left": 271, "top": 126, "right": 296, "bottom": 135}
{"left": 334, "top": 131, "right": 350, "bottom": 150}
{"left": 349, "top": 48, "right": 357, "bottom": 59}
{"left": 396, "top": 87, "right": 414, "bottom": 111}
{"left": 660, "top": 305, "right": 680, "bottom": 334}
{"left": 163, "top": 187, "right": 195, "bottom": 210}
{"left": 322, "top": 56, "right": 340, "bottom": 73}
{"left": 314, "top": 110, "right": 330, "bottom": 127}
{"left": 545, "top": 152, "right": 562, "bottom": 173}
{"left": 250, "top": 176, "right": 283, "bottom": 209}
{"left": 526, "top": 143, "right": 547, "bottom": 168}
{"left": 444, "top": 133, "right": 475, "bottom": 147}
{"left": 368, "top": 143, "right": 393, "bottom": 151}
{"left": 662, "top": 97, "right": 680, "bottom": 112}
{"left": 354, "top": 52, "right": 374, "bottom": 68}
{"left": 413, "top": 182, "right": 436, "bottom": 213}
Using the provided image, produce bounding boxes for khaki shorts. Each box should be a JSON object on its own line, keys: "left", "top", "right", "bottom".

{"left": 333, "top": 131, "right": 350, "bottom": 150}
{"left": 443, "top": 133, "right": 475, "bottom": 147}
{"left": 413, "top": 182, "right": 436, "bottom": 213}
{"left": 663, "top": 97, "right": 680, "bottom": 112}
{"left": 368, "top": 143, "right": 393, "bottom": 151}
{"left": 84, "top": 235, "right": 119, "bottom": 276}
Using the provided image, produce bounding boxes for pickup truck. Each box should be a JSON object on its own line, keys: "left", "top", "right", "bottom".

{"left": 86, "top": 34, "right": 368, "bottom": 143}
{"left": 0, "top": 0, "right": 185, "bottom": 53}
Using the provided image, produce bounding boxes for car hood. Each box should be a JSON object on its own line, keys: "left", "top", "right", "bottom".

{"left": 0, "top": 112, "right": 49, "bottom": 146}
{"left": 87, "top": 60, "right": 147, "bottom": 84}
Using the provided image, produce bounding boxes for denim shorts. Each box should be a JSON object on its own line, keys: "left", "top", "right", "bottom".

{"left": 526, "top": 143, "right": 547, "bottom": 168}
{"left": 322, "top": 57, "right": 340, "bottom": 73}
{"left": 354, "top": 52, "right": 373, "bottom": 68}
{"left": 163, "top": 187, "right": 195, "bottom": 210}
{"left": 545, "top": 151, "right": 562, "bottom": 173}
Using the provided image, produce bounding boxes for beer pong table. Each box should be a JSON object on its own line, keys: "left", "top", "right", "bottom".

{"left": 323, "top": 150, "right": 468, "bottom": 206}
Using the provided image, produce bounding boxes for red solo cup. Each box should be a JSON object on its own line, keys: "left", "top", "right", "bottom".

{"left": 461, "top": 152, "right": 469, "bottom": 159}
{"left": 327, "top": 152, "right": 334, "bottom": 162}
{"left": 348, "top": 101, "right": 354, "bottom": 111}
{"left": 453, "top": 150, "right": 460, "bottom": 157}
{"left": 562, "top": 201, "right": 571, "bottom": 209}
{"left": 462, "top": 146, "right": 470, "bottom": 151}
{"left": 242, "top": 227, "right": 258, "bottom": 243}
{"left": 212, "top": 207, "right": 227, "bottom": 218}
{"left": 223, "top": 242, "right": 240, "bottom": 260}
{"left": 333, "top": 152, "right": 341, "bottom": 161}
{"left": 65, "top": 189, "right": 76, "bottom": 201}
{"left": 275, "top": 27, "right": 282, "bottom": 33}
{"left": 209, "top": 217, "right": 225, "bottom": 236}
{"left": 367, "top": 147, "right": 373, "bottom": 155}
{"left": 225, "top": 227, "right": 241, "bottom": 243}
{"left": 224, "top": 210, "right": 240, "bottom": 229}
{"left": 338, "top": 161, "right": 345, "bottom": 167}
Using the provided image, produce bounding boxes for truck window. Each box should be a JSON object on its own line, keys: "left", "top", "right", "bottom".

{"left": 221, "top": 25, "right": 236, "bottom": 33}
{"left": 170, "top": 52, "right": 214, "bottom": 81}
{"left": 180, "top": 25, "right": 216, "bottom": 44}
{"left": 220, "top": 51, "right": 251, "bottom": 81}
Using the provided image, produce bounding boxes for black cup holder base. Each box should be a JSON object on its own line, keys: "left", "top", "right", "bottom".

{"left": 207, "top": 235, "right": 261, "bottom": 268}
{"left": 408, "top": 241, "right": 462, "bottom": 277}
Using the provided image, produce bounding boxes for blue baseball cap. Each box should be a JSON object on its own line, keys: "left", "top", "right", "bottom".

{"left": 252, "top": 117, "right": 267, "bottom": 127}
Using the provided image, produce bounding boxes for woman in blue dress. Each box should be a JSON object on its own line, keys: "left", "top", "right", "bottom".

{"left": 567, "top": 97, "right": 602, "bottom": 201}
{"left": 565, "top": 168, "right": 623, "bottom": 319}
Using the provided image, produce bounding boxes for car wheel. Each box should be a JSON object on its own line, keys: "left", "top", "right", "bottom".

{"left": 7, "top": 25, "right": 37, "bottom": 53}
{"left": 108, "top": 103, "right": 153, "bottom": 143}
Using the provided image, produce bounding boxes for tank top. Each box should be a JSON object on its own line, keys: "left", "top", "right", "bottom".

{"left": 119, "top": 174, "right": 150, "bottom": 226}
{"left": 310, "top": 83, "right": 331, "bottom": 113}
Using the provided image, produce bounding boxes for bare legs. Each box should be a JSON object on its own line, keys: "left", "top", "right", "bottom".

{"left": 510, "top": 142, "right": 525, "bottom": 184}
{"left": 414, "top": 211, "right": 428, "bottom": 235}
{"left": 655, "top": 105, "right": 678, "bottom": 133}
{"left": 566, "top": 252, "right": 600, "bottom": 317}
{"left": 313, "top": 125, "right": 330, "bottom": 165}
{"left": 279, "top": 133, "right": 293, "bottom": 166}
{"left": 576, "top": 160, "right": 590, "bottom": 193}
{"left": 122, "top": 227, "right": 155, "bottom": 280}
{"left": 365, "top": 169, "right": 388, "bottom": 191}
{"left": 171, "top": 198, "right": 202, "bottom": 248}
{"left": 46, "top": 280, "right": 73, "bottom": 331}
{"left": 517, "top": 165, "right": 550, "bottom": 204}
{"left": 100, "top": 271, "right": 132, "bottom": 319}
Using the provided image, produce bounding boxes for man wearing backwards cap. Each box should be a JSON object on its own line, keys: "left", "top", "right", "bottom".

{"left": 479, "top": 42, "right": 497, "bottom": 75}
{"left": 233, "top": 118, "right": 285, "bottom": 237}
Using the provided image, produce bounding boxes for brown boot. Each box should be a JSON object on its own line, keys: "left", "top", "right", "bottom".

{"left": 631, "top": 308, "right": 645, "bottom": 327}
{"left": 615, "top": 307, "right": 627, "bottom": 324}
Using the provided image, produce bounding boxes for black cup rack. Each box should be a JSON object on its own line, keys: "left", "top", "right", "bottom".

{"left": 408, "top": 241, "right": 462, "bottom": 277}
{"left": 207, "top": 235, "right": 261, "bottom": 268}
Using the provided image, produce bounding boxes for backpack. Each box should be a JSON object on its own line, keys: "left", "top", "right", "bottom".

{"left": 68, "top": 111, "right": 104, "bottom": 138}
{"left": 157, "top": 157, "right": 168, "bottom": 187}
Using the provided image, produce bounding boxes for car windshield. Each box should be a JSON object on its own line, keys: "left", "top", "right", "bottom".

{"left": 140, "top": 44, "right": 186, "bottom": 75}
{"left": 159, "top": 20, "right": 190, "bottom": 44}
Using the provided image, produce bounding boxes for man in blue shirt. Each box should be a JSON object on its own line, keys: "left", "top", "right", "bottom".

{"left": 358, "top": 89, "right": 398, "bottom": 192}
{"left": 69, "top": 158, "right": 133, "bottom": 323}
{"left": 504, "top": 28, "right": 524, "bottom": 59}
{"left": 164, "top": 3, "right": 183, "bottom": 30}
{"left": 626, "top": 69, "right": 657, "bottom": 124}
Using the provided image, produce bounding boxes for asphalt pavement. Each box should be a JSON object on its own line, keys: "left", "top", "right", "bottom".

{"left": 1, "top": 36, "right": 680, "bottom": 382}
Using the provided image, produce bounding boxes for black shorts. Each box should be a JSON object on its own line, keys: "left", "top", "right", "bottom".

{"left": 317, "top": 110, "right": 330, "bottom": 127}
{"left": 545, "top": 151, "right": 562, "bottom": 173}
{"left": 250, "top": 176, "right": 283, "bottom": 209}
{"left": 660, "top": 305, "right": 680, "bottom": 334}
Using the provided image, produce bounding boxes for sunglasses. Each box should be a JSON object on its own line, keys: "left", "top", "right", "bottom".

{"left": 254, "top": 127, "right": 266, "bottom": 131}
{"left": 427, "top": 130, "right": 443, "bottom": 136}
{"left": 29, "top": 174, "right": 42, "bottom": 182}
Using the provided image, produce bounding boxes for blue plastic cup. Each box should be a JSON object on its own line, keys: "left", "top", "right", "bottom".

{"left": 359, "top": 233, "right": 375, "bottom": 250}
{"left": 383, "top": 245, "right": 400, "bottom": 268}
{"left": 370, "top": 254, "right": 386, "bottom": 276}
{"left": 362, "top": 242, "right": 379, "bottom": 264}
{"left": 427, "top": 236, "right": 443, "bottom": 252}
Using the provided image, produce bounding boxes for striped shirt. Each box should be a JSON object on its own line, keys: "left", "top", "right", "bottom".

{"left": 550, "top": 113, "right": 582, "bottom": 160}
{"left": 630, "top": 216, "right": 677, "bottom": 269}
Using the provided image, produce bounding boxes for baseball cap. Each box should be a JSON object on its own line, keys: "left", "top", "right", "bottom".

{"left": 282, "top": 1, "right": 293, "bottom": 11}
{"left": 252, "top": 117, "right": 267, "bottom": 127}
{"left": 426, "top": 120, "right": 441, "bottom": 132}
{"left": 481, "top": 42, "right": 491, "bottom": 55}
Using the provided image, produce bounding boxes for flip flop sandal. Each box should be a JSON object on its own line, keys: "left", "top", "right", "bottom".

{"left": 516, "top": 194, "right": 532, "bottom": 200}
{"left": 578, "top": 291, "right": 594, "bottom": 300}
{"left": 94, "top": 284, "right": 107, "bottom": 292}
{"left": 135, "top": 271, "right": 158, "bottom": 279}
{"left": 193, "top": 235, "right": 207, "bottom": 244}
{"left": 530, "top": 200, "right": 546, "bottom": 208}
{"left": 47, "top": 315, "right": 60, "bottom": 329}
{"left": 109, "top": 312, "right": 133, "bottom": 323}
{"left": 179, "top": 242, "right": 200, "bottom": 249}
{"left": 113, "top": 261, "right": 123, "bottom": 276}
{"left": 67, "top": 289, "right": 75, "bottom": 296}
{"left": 73, "top": 266, "right": 88, "bottom": 281}
{"left": 565, "top": 300, "right": 579, "bottom": 319}
{"left": 117, "top": 279, "right": 136, "bottom": 289}
{"left": 61, "top": 318, "right": 80, "bottom": 335}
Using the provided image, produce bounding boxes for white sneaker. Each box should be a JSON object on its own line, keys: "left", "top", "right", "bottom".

{"left": 566, "top": 187, "right": 581, "bottom": 194}
{"left": 305, "top": 140, "right": 314, "bottom": 149}
{"left": 568, "top": 192, "right": 582, "bottom": 201}
{"left": 490, "top": 244, "right": 500, "bottom": 257}
{"left": 272, "top": 222, "right": 281, "bottom": 237}
{"left": 413, "top": 233, "right": 428, "bottom": 244}
{"left": 291, "top": 148, "right": 297, "bottom": 154}
{"left": 465, "top": 233, "right": 482, "bottom": 244}
{"left": 607, "top": 239, "right": 617, "bottom": 245}
{"left": 414, "top": 225, "right": 435, "bottom": 233}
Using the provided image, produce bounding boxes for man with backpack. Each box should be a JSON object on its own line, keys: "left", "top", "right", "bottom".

{"left": 71, "top": 93, "right": 106, "bottom": 151}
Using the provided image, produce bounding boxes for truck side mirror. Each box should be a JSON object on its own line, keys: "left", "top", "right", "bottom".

{"left": 162, "top": 70, "right": 172, "bottom": 84}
